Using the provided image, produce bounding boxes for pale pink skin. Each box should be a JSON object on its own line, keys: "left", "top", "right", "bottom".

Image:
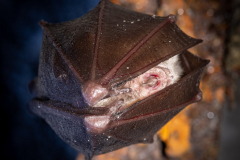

{"left": 82, "top": 81, "right": 109, "bottom": 106}
{"left": 84, "top": 55, "right": 183, "bottom": 133}
{"left": 123, "top": 66, "right": 173, "bottom": 99}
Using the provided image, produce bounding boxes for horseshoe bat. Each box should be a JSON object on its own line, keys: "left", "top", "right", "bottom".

{"left": 28, "top": 0, "right": 209, "bottom": 159}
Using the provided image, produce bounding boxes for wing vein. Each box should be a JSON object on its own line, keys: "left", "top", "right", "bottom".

{"left": 114, "top": 40, "right": 202, "bottom": 78}
{"left": 91, "top": 0, "right": 106, "bottom": 80}
{"left": 39, "top": 20, "right": 85, "bottom": 83}
{"left": 100, "top": 15, "right": 176, "bottom": 85}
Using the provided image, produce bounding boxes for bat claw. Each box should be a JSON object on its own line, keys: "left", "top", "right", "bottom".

{"left": 168, "top": 14, "right": 177, "bottom": 23}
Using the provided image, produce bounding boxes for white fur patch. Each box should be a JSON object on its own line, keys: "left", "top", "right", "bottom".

{"left": 84, "top": 55, "right": 183, "bottom": 133}
{"left": 157, "top": 55, "right": 183, "bottom": 83}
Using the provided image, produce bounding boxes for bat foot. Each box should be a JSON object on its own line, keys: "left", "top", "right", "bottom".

{"left": 82, "top": 81, "right": 109, "bottom": 106}
{"left": 168, "top": 14, "right": 177, "bottom": 23}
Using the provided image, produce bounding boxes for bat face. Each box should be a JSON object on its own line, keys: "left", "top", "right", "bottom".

{"left": 28, "top": 0, "right": 209, "bottom": 158}
{"left": 84, "top": 55, "right": 183, "bottom": 133}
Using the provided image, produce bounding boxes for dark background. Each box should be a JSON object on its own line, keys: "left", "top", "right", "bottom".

{"left": 0, "top": 0, "right": 100, "bottom": 160}
{"left": 1, "top": 0, "right": 240, "bottom": 160}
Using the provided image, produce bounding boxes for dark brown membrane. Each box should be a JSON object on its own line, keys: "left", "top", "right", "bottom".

{"left": 27, "top": 0, "right": 209, "bottom": 158}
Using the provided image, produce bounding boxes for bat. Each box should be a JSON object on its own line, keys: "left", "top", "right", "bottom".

{"left": 28, "top": 0, "right": 209, "bottom": 159}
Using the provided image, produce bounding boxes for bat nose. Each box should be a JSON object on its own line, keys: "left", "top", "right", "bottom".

{"left": 141, "top": 75, "right": 159, "bottom": 88}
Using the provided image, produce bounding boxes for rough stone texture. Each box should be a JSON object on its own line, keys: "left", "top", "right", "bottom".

{"left": 219, "top": 0, "right": 240, "bottom": 159}
{"left": 226, "top": 0, "right": 240, "bottom": 74}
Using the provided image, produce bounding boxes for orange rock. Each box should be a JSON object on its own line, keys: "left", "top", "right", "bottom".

{"left": 158, "top": 109, "right": 190, "bottom": 157}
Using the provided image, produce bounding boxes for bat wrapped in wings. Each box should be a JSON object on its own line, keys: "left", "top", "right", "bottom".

{"left": 28, "top": 0, "right": 209, "bottom": 159}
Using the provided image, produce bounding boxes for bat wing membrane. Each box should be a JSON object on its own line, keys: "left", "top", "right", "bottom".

{"left": 105, "top": 51, "right": 209, "bottom": 142}
{"left": 39, "top": 0, "right": 202, "bottom": 87}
